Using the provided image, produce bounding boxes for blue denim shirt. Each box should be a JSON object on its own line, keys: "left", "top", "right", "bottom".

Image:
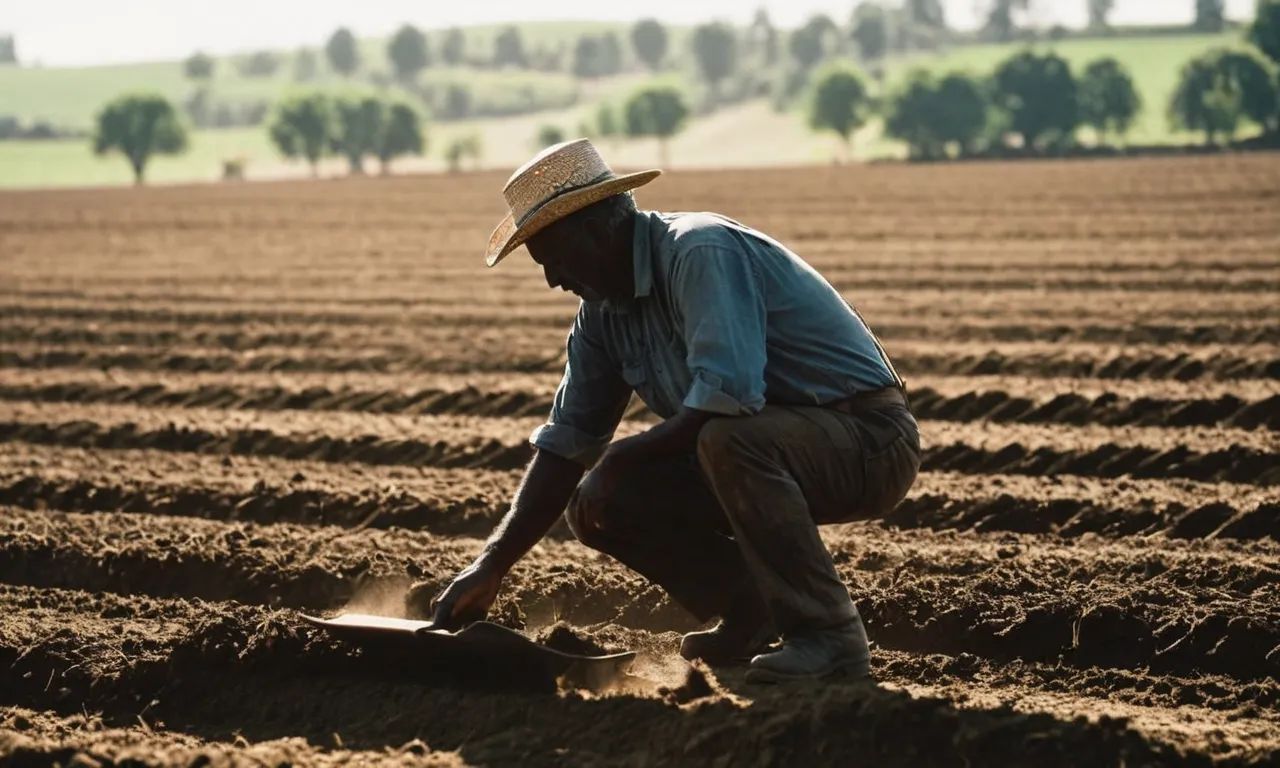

{"left": 529, "top": 209, "right": 902, "bottom": 466}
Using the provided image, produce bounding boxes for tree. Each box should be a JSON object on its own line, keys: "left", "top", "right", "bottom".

{"left": 294, "top": 48, "right": 319, "bottom": 81}
{"left": 184, "top": 52, "right": 215, "bottom": 81}
{"left": 600, "top": 33, "right": 623, "bottom": 76}
{"left": 1169, "top": 52, "right": 1241, "bottom": 144}
{"left": 92, "top": 93, "right": 189, "bottom": 185}
{"left": 325, "top": 28, "right": 360, "bottom": 77}
{"left": 388, "top": 24, "right": 430, "bottom": 82}
{"left": 440, "top": 84, "right": 472, "bottom": 119}
{"left": 1078, "top": 57, "right": 1142, "bottom": 142}
{"left": 573, "top": 36, "right": 603, "bottom": 79}
{"left": 268, "top": 92, "right": 333, "bottom": 176}
{"left": 1169, "top": 48, "right": 1279, "bottom": 141}
{"left": 933, "top": 73, "right": 990, "bottom": 153}
{"left": 444, "top": 133, "right": 482, "bottom": 172}
{"left": 983, "top": 0, "right": 1030, "bottom": 43}
{"left": 906, "top": 0, "right": 947, "bottom": 29}
{"left": 885, "top": 70, "right": 991, "bottom": 159}
{"left": 377, "top": 100, "right": 425, "bottom": 174}
{"left": 1088, "top": 0, "right": 1115, "bottom": 30}
{"left": 808, "top": 60, "right": 874, "bottom": 159}
{"left": 330, "top": 95, "right": 385, "bottom": 174}
{"left": 1249, "top": 0, "right": 1280, "bottom": 66}
{"left": 790, "top": 15, "right": 837, "bottom": 71}
{"left": 992, "top": 50, "right": 1080, "bottom": 149}
{"left": 535, "top": 123, "right": 566, "bottom": 149}
{"left": 441, "top": 28, "right": 466, "bottom": 66}
{"left": 238, "top": 51, "right": 280, "bottom": 78}
{"left": 632, "top": 19, "right": 668, "bottom": 71}
{"left": 0, "top": 35, "right": 16, "bottom": 65}
{"left": 749, "top": 8, "right": 780, "bottom": 66}
{"left": 1219, "top": 47, "right": 1280, "bottom": 134}
{"left": 885, "top": 70, "right": 946, "bottom": 159}
{"left": 1194, "top": 0, "right": 1227, "bottom": 33}
{"left": 691, "top": 23, "right": 738, "bottom": 101}
{"left": 852, "top": 3, "right": 890, "bottom": 61}
{"left": 494, "top": 26, "right": 527, "bottom": 68}
{"left": 595, "top": 101, "right": 621, "bottom": 149}
{"left": 623, "top": 84, "right": 690, "bottom": 165}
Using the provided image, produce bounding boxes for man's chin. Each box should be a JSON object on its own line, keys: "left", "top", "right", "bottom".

{"left": 573, "top": 287, "right": 606, "bottom": 303}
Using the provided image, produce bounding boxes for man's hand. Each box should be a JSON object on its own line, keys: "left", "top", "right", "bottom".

{"left": 430, "top": 559, "right": 503, "bottom": 630}
{"left": 428, "top": 449, "right": 587, "bottom": 630}
{"left": 567, "top": 453, "right": 625, "bottom": 536}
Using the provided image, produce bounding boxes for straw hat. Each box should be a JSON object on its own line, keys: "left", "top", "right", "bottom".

{"left": 486, "top": 138, "right": 661, "bottom": 267}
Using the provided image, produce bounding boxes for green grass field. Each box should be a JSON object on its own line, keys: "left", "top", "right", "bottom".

{"left": 0, "top": 29, "right": 1254, "bottom": 190}
{"left": 0, "top": 21, "right": 675, "bottom": 129}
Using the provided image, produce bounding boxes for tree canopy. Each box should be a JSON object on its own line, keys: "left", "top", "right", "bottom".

{"left": 1170, "top": 47, "right": 1280, "bottom": 142}
{"left": 691, "top": 23, "right": 738, "bottom": 98}
{"left": 851, "top": 3, "right": 889, "bottom": 61}
{"left": 268, "top": 92, "right": 333, "bottom": 175}
{"left": 93, "top": 93, "right": 189, "bottom": 185}
{"left": 330, "top": 95, "right": 385, "bottom": 174}
{"left": 494, "top": 27, "right": 527, "bottom": 68}
{"left": 632, "top": 19, "right": 668, "bottom": 71}
{"left": 808, "top": 60, "right": 874, "bottom": 156}
{"left": 325, "top": 28, "right": 360, "bottom": 76}
{"left": 441, "top": 28, "right": 466, "bottom": 66}
{"left": 183, "top": 52, "right": 215, "bottom": 81}
{"left": 1078, "top": 57, "right": 1143, "bottom": 141}
{"left": 388, "top": 24, "right": 430, "bottom": 81}
{"left": 377, "top": 100, "right": 425, "bottom": 173}
{"left": 991, "top": 50, "right": 1080, "bottom": 149}
{"left": 624, "top": 84, "right": 690, "bottom": 165}
{"left": 1249, "top": 0, "right": 1280, "bottom": 67}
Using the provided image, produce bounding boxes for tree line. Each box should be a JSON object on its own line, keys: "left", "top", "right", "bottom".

{"left": 87, "top": 1, "right": 1280, "bottom": 182}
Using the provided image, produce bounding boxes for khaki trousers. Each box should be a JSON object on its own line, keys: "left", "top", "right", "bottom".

{"left": 565, "top": 400, "right": 921, "bottom": 635}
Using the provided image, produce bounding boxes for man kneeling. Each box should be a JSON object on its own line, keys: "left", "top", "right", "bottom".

{"left": 431, "top": 140, "right": 921, "bottom": 682}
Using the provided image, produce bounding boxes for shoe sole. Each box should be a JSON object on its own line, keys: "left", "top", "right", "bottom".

{"left": 743, "top": 657, "right": 870, "bottom": 684}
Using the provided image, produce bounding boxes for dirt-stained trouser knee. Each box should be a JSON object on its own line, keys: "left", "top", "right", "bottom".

{"left": 695, "top": 404, "right": 920, "bottom": 635}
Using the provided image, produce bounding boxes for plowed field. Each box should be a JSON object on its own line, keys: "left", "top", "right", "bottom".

{"left": 1, "top": 155, "right": 1278, "bottom": 766}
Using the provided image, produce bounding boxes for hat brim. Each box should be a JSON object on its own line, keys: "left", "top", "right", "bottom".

{"left": 485, "top": 169, "right": 661, "bottom": 267}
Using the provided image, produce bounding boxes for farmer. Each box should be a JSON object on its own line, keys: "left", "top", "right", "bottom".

{"left": 431, "top": 139, "right": 921, "bottom": 683}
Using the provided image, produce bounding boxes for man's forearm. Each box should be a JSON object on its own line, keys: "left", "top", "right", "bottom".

{"left": 604, "top": 406, "right": 717, "bottom": 466}
{"left": 479, "top": 448, "right": 585, "bottom": 575}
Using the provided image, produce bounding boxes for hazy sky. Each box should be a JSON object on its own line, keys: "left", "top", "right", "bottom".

{"left": 4, "top": 0, "right": 1260, "bottom": 67}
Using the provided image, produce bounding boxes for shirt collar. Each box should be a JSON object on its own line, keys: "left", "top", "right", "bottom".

{"left": 631, "top": 208, "right": 655, "bottom": 299}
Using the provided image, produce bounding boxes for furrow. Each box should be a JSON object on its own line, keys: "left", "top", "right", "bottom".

{"left": 4, "top": 341, "right": 1277, "bottom": 381}
{"left": 3, "top": 289, "right": 1276, "bottom": 325}
{"left": 1, "top": 401, "right": 1275, "bottom": 485}
{"left": 6, "top": 316, "right": 1278, "bottom": 347}
{"left": 0, "top": 707, "right": 462, "bottom": 767}
{"left": 0, "top": 585, "right": 1248, "bottom": 767}
{"left": 2, "top": 444, "right": 1277, "bottom": 542}
{"left": 0, "top": 509, "right": 1276, "bottom": 681}
{"left": 0, "top": 371, "right": 1275, "bottom": 430}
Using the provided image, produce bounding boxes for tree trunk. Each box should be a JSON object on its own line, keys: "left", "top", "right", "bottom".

{"left": 130, "top": 155, "right": 146, "bottom": 186}
{"left": 308, "top": 159, "right": 319, "bottom": 178}
{"left": 347, "top": 153, "right": 364, "bottom": 175}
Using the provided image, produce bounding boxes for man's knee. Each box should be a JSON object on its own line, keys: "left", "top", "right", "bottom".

{"left": 696, "top": 415, "right": 768, "bottom": 480}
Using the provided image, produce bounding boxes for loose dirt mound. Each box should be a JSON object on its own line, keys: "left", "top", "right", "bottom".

{"left": 1, "top": 155, "right": 1278, "bottom": 766}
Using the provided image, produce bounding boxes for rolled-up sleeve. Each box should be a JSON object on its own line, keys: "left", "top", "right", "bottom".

{"left": 529, "top": 309, "right": 632, "bottom": 466}
{"left": 672, "top": 244, "right": 767, "bottom": 416}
